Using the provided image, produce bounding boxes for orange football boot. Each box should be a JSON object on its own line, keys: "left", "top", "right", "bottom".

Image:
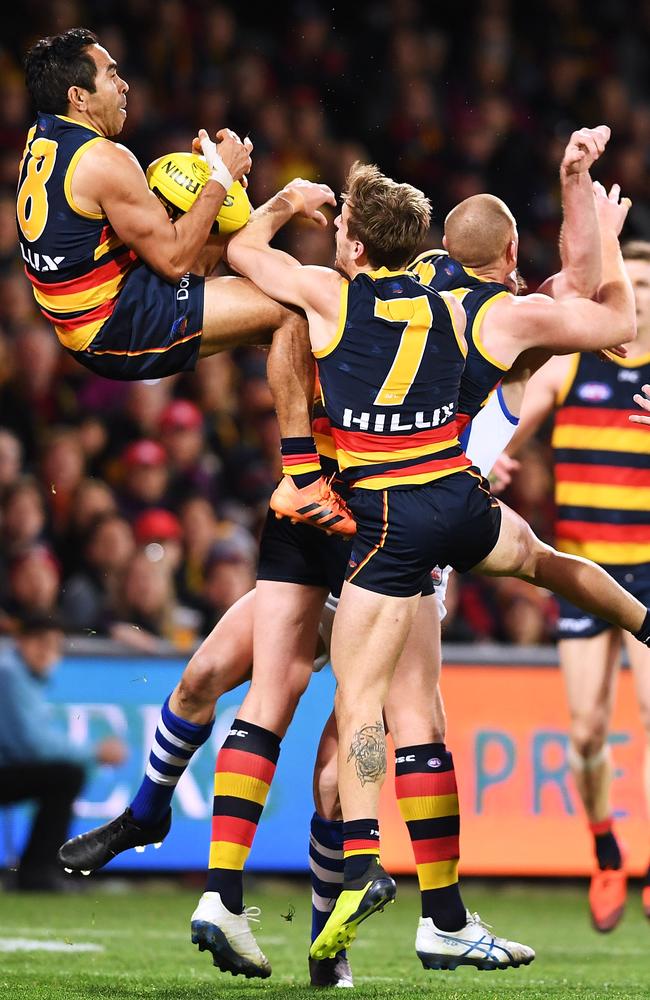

{"left": 641, "top": 883, "right": 650, "bottom": 920}
{"left": 270, "top": 475, "right": 356, "bottom": 536}
{"left": 588, "top": 868, "right": 627, "bottom": 932}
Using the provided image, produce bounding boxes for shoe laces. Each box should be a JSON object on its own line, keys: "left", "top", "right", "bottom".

{"left": 322, "top": 475, "right": 353, "bottom": 516}
{"left": 467, "top": 911, "right": 492, "bottom": 932}
{"left": 244, "top": 905, "right": 261, "bottom": 926}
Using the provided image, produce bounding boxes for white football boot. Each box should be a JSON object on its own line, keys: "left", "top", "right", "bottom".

{"left": 416, "top": 910, "right": 535, "bottom": 971}
{"left": 191, "top": 891, "right": 271, "bottom": 978}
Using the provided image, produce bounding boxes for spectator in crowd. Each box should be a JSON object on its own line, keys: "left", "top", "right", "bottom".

{"left": 158, "top": 399, "right": 222, "bottom": 507}
{"left": 199, "top": 525, "right": 257, "bottom": 633}
{"left": 0, "top": 612, "right": 126, "bottom": 890}
{"left": 117, "top": 440, "right": 171, "bottom": 520}
{"left": 0, "top": 428, "right": 22, "bottom": 497}
{"left": 134, "top": 507, "right": 184, "bottom": 577}
{"left": 39, "top": 427, "right": 87, "bottom": 540}
{"left": 60, "top": 478, "right": 119, "bottom": 577}
{"left": 0, "top": 476, "right": 48, "bottom": 562}
{"left": 60, "top": 513, "right": 136, "bottom": 635}
{"left": 2, "top": 544, "right": 62, "bottom": 633}
{"left": 176, "top": 495, "right": 224, "bottom": 608}
{"left": 111, "top": 548, "right": 179, "bottom": 651}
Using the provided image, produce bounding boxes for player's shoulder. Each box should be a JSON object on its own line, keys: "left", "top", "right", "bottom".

{"left": 73, "top": 139, "right": 144, "bottom": 196}
{"left": 408, "top": 247, "right": 448, "bottom": 267}
{"left": 489, "top": 290, "right": 551, "bottom": 325}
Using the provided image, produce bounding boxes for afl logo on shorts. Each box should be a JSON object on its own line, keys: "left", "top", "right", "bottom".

{"left": 427, "top": 757, "right": 442, "bottom": 769}
{"left": 172, "top": 316, "right": 188, "bottom": 336}
{"left": 577, "top": 381, "right": 612, "bottom": 403}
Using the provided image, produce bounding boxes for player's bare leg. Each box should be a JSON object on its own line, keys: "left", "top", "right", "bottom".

{"left": 194, "top": 581, "right": 327, "bottom": 978}
{"left": 622, "top": 633, "right": 650, "bottom": 919}
{"left": 475, "top": 503, "right": 649, "bottom": 637}
{"left": 561, "top": 630, "right": 625, "bottom": 931}
{"left": 238, "top": 581, "right": 326, "bottom": 734}
{"left": 382, "top": 596, "right": 535, "bottom": 970}
{"left": 171, "top": 590, "right": 256, "bottom": 724}
{"left": 310, "top": 582, "right": 417, "bottom": 960}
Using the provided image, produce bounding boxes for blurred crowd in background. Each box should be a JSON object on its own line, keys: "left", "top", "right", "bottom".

{"left": 1, "top": 0, "right": 647, "bottom": 650}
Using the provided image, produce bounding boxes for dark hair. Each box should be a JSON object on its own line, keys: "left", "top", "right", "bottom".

{"left": 24, "top": 28, "right": 99, "bottom": 115}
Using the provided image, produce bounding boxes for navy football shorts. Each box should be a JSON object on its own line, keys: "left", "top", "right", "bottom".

{"left": 71, "top": 264, "right": 204, "bottom": 380}
{"left": 556, "top": 562, "right": 650, "bottom": 640}
{"left": 344, "top": 469, "right": 502, "bottom": 598}
{"left": 256, "top": 504, "right": 436, "bottom": 599}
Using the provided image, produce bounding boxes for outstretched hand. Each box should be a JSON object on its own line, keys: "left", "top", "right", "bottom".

{"left": 630, "top": 384, "right": 650, "bottom": 425}
{"left": 561, "top": 125, "right": 611, "bottom": 176}
{"left": 489, "top": 452, "right": 521, "bottom": 494}
{"left": 281, "top": 178, "right": 337, "bottom": 226}
{"left": 593, "top": 180, "right": 632, "bottom": 236}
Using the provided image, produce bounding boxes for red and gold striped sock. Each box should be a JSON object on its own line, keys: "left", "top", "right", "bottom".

{"left": 280, "top": 436, "right": 322, "bottom": 488}
{"left": 395, "top": 743, "right": 466, "bottom": 931}
{"left": 342, "top": 818, "right": 380, "bottom": 882}
{"left": 206, "top": 718, "right": 280, "bottom": 913}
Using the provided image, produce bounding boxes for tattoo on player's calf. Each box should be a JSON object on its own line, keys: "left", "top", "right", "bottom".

{"left": 347, "top": 720, "right": 386, "bottom": 786}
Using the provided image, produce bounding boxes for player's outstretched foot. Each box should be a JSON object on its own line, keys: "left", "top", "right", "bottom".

{"left": 309, "top": 859, "right": 396, "bottom": 960}
{"left": 309, "top": 953, "right": 354, "bottom": 988}
{"left": 589, "top": 868, "right": 627, "bottom": 932}
{"left": 58, "top": 807, "right": 171, "bottom": 874}
{"left": 416, "top": 911, "right": 535, "bottom": 971}
{"left": 270, "top": 475, "right": 356, "bottom": 536}
{"left": 191, "top": 892, "right": 271, "bottom": 979}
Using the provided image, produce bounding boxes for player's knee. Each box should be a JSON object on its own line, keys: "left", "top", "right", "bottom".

{"left": 273, "top": 659, "right": 312, "bottom": 706}
{"left": 516, "top": 533, "right": 551, "bottom": 581}
{"left": 570, "top": 718, "right": 608, "bottom": 760}
{"left": 177, "top": 649, "right": 227, "bottom": 712}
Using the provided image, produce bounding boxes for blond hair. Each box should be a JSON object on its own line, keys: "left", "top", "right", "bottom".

{"left": 444, "top": 194, "right": 516, "bottom": 269}
{"left": 343, "top": 162, "right": 431, "bottom": 270}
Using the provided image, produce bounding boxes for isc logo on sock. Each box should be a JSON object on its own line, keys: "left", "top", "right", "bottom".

{"left": 229, "top": 729, "right": 249, "bottom": 738}
{"left": 395, "top": 754, "right": 415, "bottom": 764}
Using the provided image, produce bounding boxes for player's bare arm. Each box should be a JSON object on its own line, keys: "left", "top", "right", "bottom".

{"left": 226, "top": 179, "right": 342, "bottom": 352}
{"left": 490, "top": 355, "right": 573, "bottom": 491}
{"left": 483, "top": 197, "right": 635, "bottom": 365}
{"left": 70, "top": 129, "right": 252, "bottom": 282}
{"left": 538, "top": 125, "right": 610, "bottom": 301}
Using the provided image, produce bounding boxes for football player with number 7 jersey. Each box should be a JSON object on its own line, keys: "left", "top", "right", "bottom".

{"left": 224, "top": 155, "right": 650, "bottom": 965}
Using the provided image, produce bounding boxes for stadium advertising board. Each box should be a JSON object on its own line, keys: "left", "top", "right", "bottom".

{"left": 1, "top": 656, "right": 646, "bottom": 876}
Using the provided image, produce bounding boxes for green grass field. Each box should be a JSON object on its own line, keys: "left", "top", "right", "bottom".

{"left": 0, "top": 878, "right": 648, "bottom": 1000}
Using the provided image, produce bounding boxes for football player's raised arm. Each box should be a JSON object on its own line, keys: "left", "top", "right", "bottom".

{"left": 227, "top": 179, "right": 341, "bottom": 330}
{"left": 76, "top": 133, "right": 251, "bottom": 283}
{"left": 500, "top": 210, "right": 635, "bottom": 355}
{"left": 537, "top": 126, "right": 610, "bottom": 300}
